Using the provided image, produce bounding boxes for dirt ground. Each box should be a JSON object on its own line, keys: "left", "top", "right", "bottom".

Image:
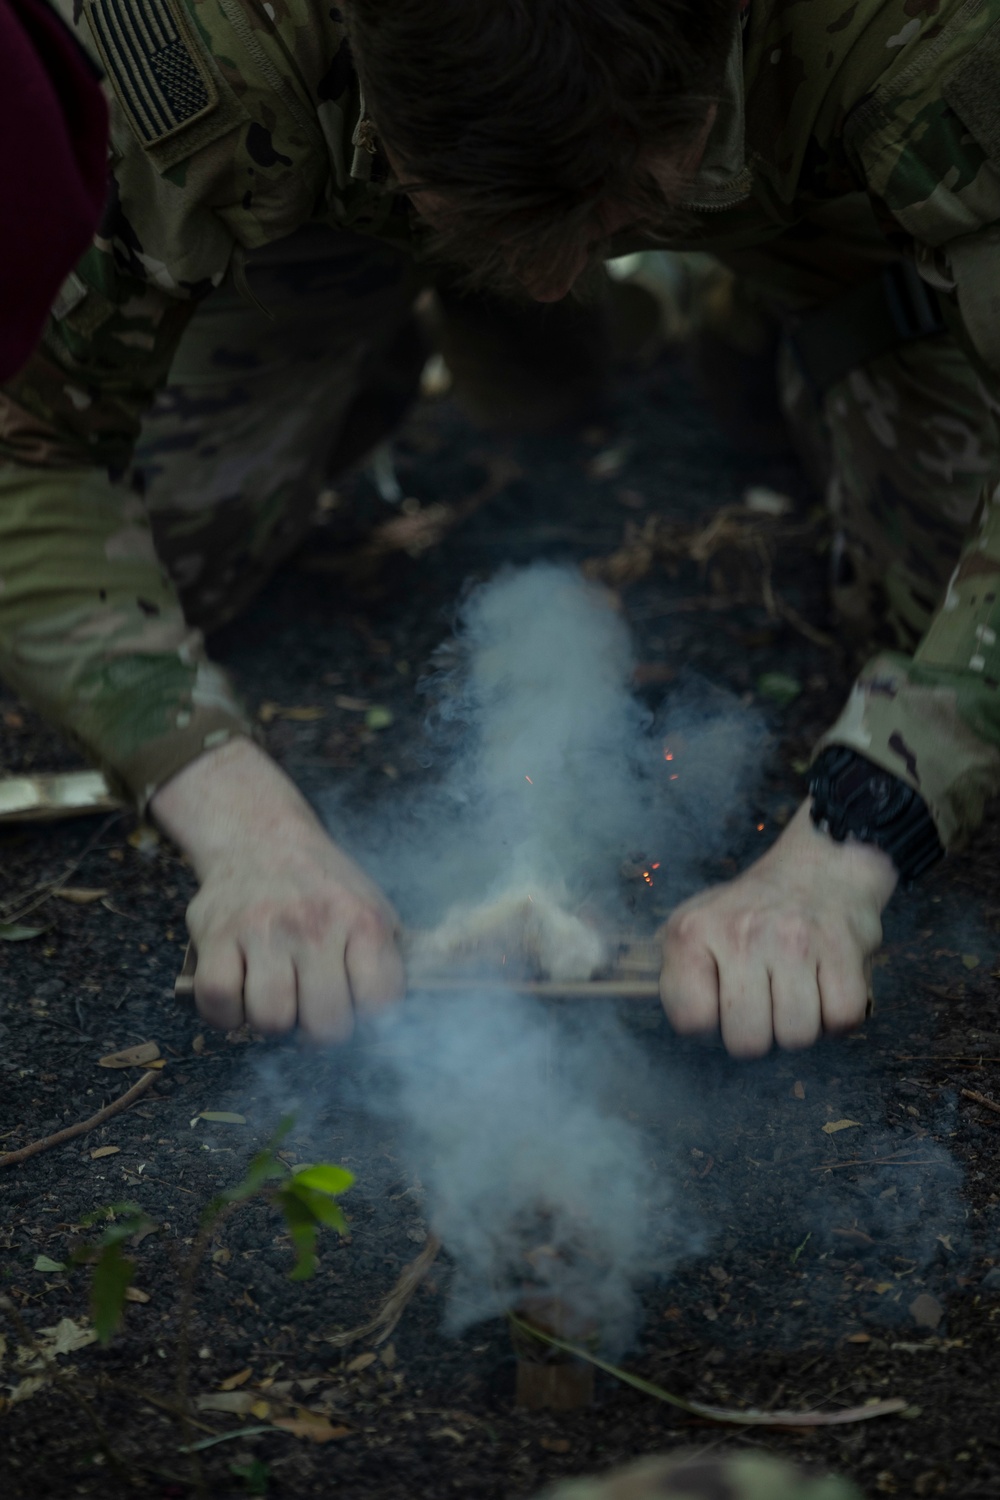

{"left": 2, "top": 343, "right": 1000, "bottom": 1500}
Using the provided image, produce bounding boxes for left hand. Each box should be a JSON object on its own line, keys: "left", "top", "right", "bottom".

{"left": 657, "top": 799, "right": 899, "bottom": 1057}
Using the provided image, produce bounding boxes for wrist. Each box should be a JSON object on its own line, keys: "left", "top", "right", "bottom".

{"left": 150, "top": 737, "right": 320, "bottom": 876}
{"left": 768, "top": 801, "right": 899, "bottom": 905}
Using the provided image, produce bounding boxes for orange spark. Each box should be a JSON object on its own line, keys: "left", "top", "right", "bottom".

{"left": 525, "top": 775, "right": 533, "bottom": 784}
{"left": 664, "top": 750, "right": 673, "bottom": 761}
{"left": 651, "top": 862, "right": 661, "bottom": 870}
{"left": 670, "top": 773, "right": 679, "bottom": 781}
{"left": 756, "top": 823, "right": 765, "bottom": 832}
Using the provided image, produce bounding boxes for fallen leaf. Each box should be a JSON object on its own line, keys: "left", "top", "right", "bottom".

{"left": 429, "top": 1427, "right": 466, "bottom": 1444}
{"left": 196, "top": 1391, "right": 257, "bottom": 1415}
{"left": 909, "top": 1293, "right": 943, "bottom": 1330}
{"left": 961, "top": 954, "right": 980, "bottom": 970}
{"left": 540, "top": 1437, "right": 571, "bottom": 1453}
{"left": 757, "top": 671, "right": 802, "bottom": 706}
{"left": 586, "top": 446, "right": 628, "bottom": 479}
{"left": 33, "top": 1255, "right": 67, "bottom": 1273}
{"left": 270, "top": 1417, "right": 350, "bottom": 1443}
{"left": 127, "top": 825, "right": 160, "bottom": 852}
{"left": 364, "top": 706, "right": 393, "bottom": 731}
{"left": 124, "top": 1287, "right": 150, "bottom": 1304}
{"left": 7, "top": 1376, "right": 47, "bottom": 1406}
{"left": 346, "top": 1352, "right": 377, "bottom": 1373}
{"left": 90, "top": 1145, "right": 121, "bottom": 1160}
{"left": 822, "top": 1119, "right": 862, "bottom": 1135}
{"left": 197, "top": 1111, "right": 247, "bottom": 1125}
{"left": 35, "top": 1318, "right": 96, "bottom": 1359}
{"left": 98, "top": 1041, "right": 160, "bottom": 1069}
{"left": 219, "top": 1367, "right": 253, "bottom": 1392}
{"left": 53, "top": 887, "right": 109, "bottom": 905}
{"left": 192, "top": 1034, "right": 205, "bottom": 1055}
{"left": 846, "top": 1333, "right": 871, "bottom": 1344}
{"left": 0, "top": 923, "right": 45, "bottom": 942}
{"left": 792, "top": 1081, "right": 806, "bottom": 1100}
{"left": 250, "top": 1399, "right": 271, "bottom": 1420}
{"left": 333, "top": 695, "right": 370, "bottom": 712}
{"left": 743, "top": 485, "right": 793, "bottom": 516}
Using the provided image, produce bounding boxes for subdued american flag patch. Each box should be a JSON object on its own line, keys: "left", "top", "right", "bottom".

{"left": 84, "top": 0, "right": 217, "bottom": 145}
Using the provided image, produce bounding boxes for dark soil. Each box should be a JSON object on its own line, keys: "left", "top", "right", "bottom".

{"left": 2, "top": 347, "right": 1000, "bottom": 1500}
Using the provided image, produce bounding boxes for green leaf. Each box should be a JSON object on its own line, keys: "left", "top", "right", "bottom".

{"left": 34, "top": 1254, "right": 67, "bottom": 1273}
{"left": 364, "top": 706, "right": 393, "bottom": 731}
{"left": 282, "top": 1181, "right": 348, "bottom": 1233}
{"left": 90, "top": 1242, "right": 135, "bottom": 1343}
{"left": 0, "top": 923, "right": 46, "bottom": 941}
{"left": 291, "top": 1164, "right": 354, "bottom": 1196}
{"left": 757, "top": 671, "right": 802, "bottom": 706}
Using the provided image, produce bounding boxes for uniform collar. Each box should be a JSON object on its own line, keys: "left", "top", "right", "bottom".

{"left": 681, "top": 15, "right": 752, "bottom": 210}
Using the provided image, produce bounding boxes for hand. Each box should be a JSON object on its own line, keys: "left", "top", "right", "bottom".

{"left": 658, "top": 800, "right": 898, "bottom": 1057}
{"left": 151, "top": 738, "right": 404, "bottom": 1042}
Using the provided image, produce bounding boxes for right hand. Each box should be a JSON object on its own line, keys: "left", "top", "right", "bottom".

{"left": 151, "top": 737, "right": 404, "bottom": 1042}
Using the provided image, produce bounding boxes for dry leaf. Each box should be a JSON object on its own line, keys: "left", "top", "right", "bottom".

{"left": 192, "top": 1034, "right": 205, "bottom": 1055}
{"left": 846, "top": 1333, "right": 871, "bottom": 1344}
{"left": 218, "top": 1367, "right": 253, "bottom": 1391}
{"left": 196, "top": 1391, "right": 257, "bottom": 1415}
{"left": 346, "top": 1352, "right": 377, "bottom": 1373}
{"left": 127, "top": 825, "right": 160, "bottom": 852}
{"left": 32, "top": 1319, "right": 96, "bottom": 1360}
{"left": 250, "top": 1399, "right": 271, "bottom": 1419}
{"left": 540, "top": 1437, "right": 571, "bottom": 1453}
{"left": 271, "top": 1416, "right": 350, "bottom": 1443}
{"left": 53, "top": 887, "right": 110, "bottom": 905}
{"left": 961, "top": 954, "right": 980, "bottom": 970}
{"left": 792, "top": 1081, "right": 806, "bottom": 1100}
{"left": 822, "top": 1119, "right": 861, "bottom": 1135}
{"left": 124, "top": 1287, "right": 150, "bottom": 1304}
{"left": 90, "top": 1145, "right": 120, "bottom": 1160}
{"left": 333, "top": 695, "right": 370, "bottom": 712}
{"left": 197, "top": 1111, "right": 247, "bottom": 1125}
{"left": 98, "top": 1041, "right": 160, "bottom": 1069}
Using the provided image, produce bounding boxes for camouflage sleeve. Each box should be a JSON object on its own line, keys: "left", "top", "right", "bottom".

{"left": 817, "top": 8, "right": 1000, "bottom": 848}
{"left": 0, "top": 93, "right": 257, "bottom": 809}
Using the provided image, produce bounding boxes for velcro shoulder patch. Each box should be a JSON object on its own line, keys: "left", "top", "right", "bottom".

{"left": 83, "top": 0, "right": 248, "bottom": 170}
{"left": 944, "top": 17, "right": 1000, "bottom": 168}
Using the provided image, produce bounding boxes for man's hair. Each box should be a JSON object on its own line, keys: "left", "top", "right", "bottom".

{"left": 343, "top": 0, "right": 735, "bottom": 291}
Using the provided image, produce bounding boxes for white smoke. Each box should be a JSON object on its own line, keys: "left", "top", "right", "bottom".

{"left": 320, "top": 561, "right": 767, "bottom": 1349}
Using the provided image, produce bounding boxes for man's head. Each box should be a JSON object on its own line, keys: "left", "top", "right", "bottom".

{"left": 342, "top": 0, "right": 735, "bottom": 299}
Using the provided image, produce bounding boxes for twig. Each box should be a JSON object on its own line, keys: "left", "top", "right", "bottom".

{"left": 810, "top": 1156, "right": 932, "bottom": 1172}
{"left": 408, "top": 978, "right": 661, "bottom": 999}
{"left": 961, "top": 1088, "right": 1000, "bottom": 1116}
{"left": 0, "top": 810, "right": 124, "bottom": 926}
{"left": 0, "top": 1069, "right": 157, "bottom": 1168}
{"left": 508, "top": 1314, "right": 907, "bottom": 1428}
{"left": 327, "top": 1234, "right": 442, "bottom": 1349}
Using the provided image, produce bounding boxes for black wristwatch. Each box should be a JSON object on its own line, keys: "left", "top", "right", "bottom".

{"left": 808, "top": 745, "right": 943, "bottom": 883}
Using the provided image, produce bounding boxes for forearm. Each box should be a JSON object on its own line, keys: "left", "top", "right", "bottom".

{"left": 0, "top": 461, "right": 254, "bottom": 809}
{"left": 151, "top": 737, "right": 321, "bottom": 875}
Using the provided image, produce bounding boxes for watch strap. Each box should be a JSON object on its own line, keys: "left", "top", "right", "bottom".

{"left": 808, "top": 745, "right": 943, "bottom": 883}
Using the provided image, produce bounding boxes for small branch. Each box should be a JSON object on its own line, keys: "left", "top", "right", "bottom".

{"left": 327, "top": 1234, "right": 442, "bottom": 1350}
{"left": 961, "top": 1088, "right": 1000, "bottom": 1116}
{"left": 508, "top": 1314, "right": 907, "bottom": 1428}
{"left": 0, "top": 1070, "right": 157, "bottom": 1168}
{"left": 407, "top": 978, "right": 661, "bottom": 999}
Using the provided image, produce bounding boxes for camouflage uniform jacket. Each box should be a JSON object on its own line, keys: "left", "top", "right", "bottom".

{"left": 2, "top": 0, "right": 1000, "bottom": 841}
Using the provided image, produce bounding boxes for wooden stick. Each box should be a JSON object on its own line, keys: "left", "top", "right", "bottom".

{"left": 0, "top": 1069, "right": 158, "bottom": 1168}
{"left": 174, "top": 939, "right": 662, "bottom": 1000}
{"left": 961, "top": 1087, "right": 1000, "bottom": 1116}
{"left": 408, "top": 977, "right": 661, "bottom": 999}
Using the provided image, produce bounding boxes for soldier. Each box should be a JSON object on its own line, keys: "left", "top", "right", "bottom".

{"left": 0, "top": 0, "right": 108, "bottom": 378}
{"left": 1, "top": 0, "right": 999, "bottom": 1053}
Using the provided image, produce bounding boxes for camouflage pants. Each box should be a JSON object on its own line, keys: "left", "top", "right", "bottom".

{"left": 135, "top": 223, "right": 423, "bottom": 635}
{"left": 712, "top": 195, "right": 997, "bottom": 654}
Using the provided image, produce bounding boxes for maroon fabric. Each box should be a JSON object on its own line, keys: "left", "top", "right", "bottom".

{"left": 0, "top": 0, "right": 109, "bottom": 381}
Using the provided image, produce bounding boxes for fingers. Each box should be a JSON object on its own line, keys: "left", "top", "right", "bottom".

{"left": 345, "top": 911, "right": 406, "bottom": 1017}
{"left": 193, "top": 940, "right": 246, "bottom": 1032}
{"left": 659, "top": 910, "right": 722, "bottom": 1035}
{"left": 243, "top": 941, "right": 298, "bottom": 1034}
{"left": 817, "top": 942, "right": 870, "bottom": 1034}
